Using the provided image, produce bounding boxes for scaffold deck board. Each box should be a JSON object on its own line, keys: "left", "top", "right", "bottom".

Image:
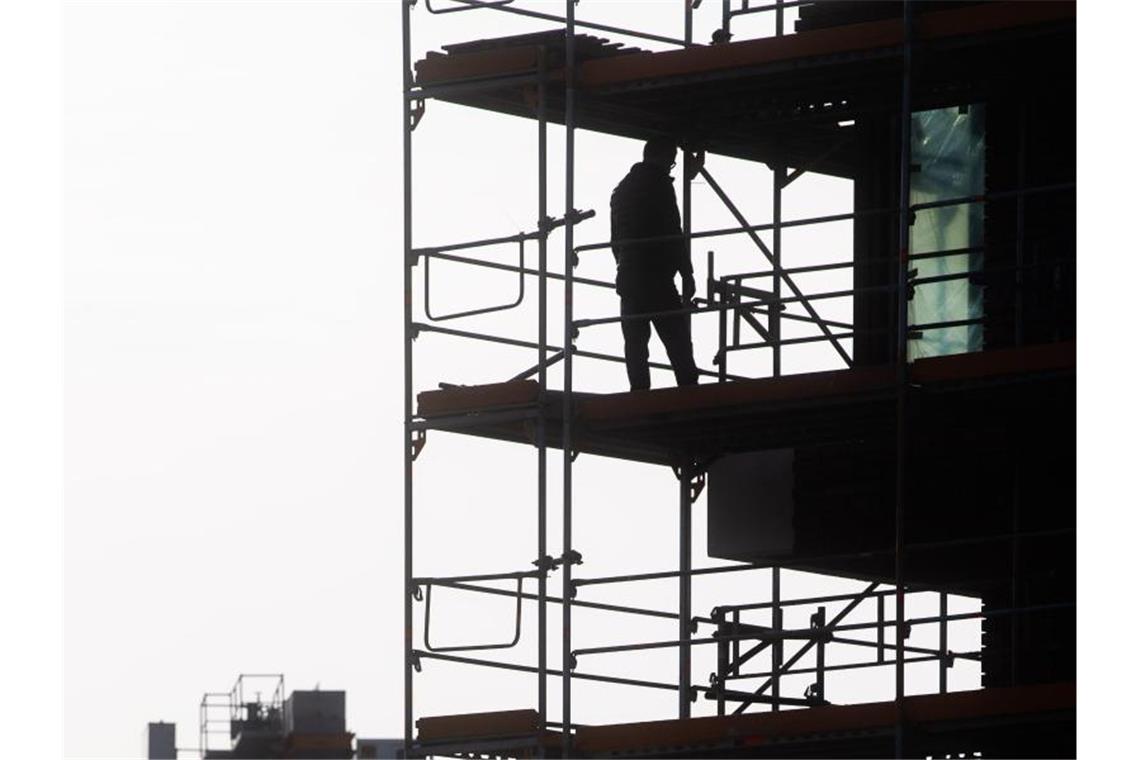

{"left": 412, "top": 682, "right": 1074, "bottom": 758}
{"left": 575, "top": 681, "right": 1075, "bottom": 757}
{"left": 412, "top": 1, "right": 1075, "bottom": 176}
{"left": 414, "top": 341, "right": 1074, "bottom": 466}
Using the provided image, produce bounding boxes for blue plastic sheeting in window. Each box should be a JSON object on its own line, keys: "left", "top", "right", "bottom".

{"left": 908, "top": 104, "right": 985, "bottom": 360}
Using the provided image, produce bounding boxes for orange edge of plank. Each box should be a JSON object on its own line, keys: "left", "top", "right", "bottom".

{"left": 578, "top": 1, "right": 1073, "bottom": 89}
{"left": 414, "top": 2, "right": 1073, "bottom": 92}
{"left": 574, "top": 682, "right": 1074, "bottom": 753}
{"left": 415, "top": 342, "right": 1075, "bottom": 421}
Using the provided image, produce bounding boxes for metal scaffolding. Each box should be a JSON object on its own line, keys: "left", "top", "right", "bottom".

{"left": 401, "top": 1, "right": 1075, "bottom": 757}
{"left": 199, "top": 674, "right": 286, "bottom": 758}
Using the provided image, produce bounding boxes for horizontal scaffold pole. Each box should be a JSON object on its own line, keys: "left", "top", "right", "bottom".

{"left": 412, "top": 322, "right": 736, "bottom": 381}
{"left": 574, "top": 181, "right": 1075, "bottom": 255}
{"left": 423, "top": 0, "right": 694, "bottom": 48}
{"left": 414, "top": 649, "right": 712, "bottom": 694}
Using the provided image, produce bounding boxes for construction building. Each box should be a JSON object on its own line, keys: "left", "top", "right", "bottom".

{"left": 402, "top": 0, "right": 1075, "bottom": 757}
{"left": 150, "top": 674, "right": 386, "bottom": 759}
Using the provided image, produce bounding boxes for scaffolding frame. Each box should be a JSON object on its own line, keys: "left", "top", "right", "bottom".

{"left": 401, "top": 2, "right": 1075, "bottom": 757}
{"left": 198, "top": 673, "right": 286, "bottom": 757}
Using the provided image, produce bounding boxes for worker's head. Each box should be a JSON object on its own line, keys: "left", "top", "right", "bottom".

{"left": 643, "top": 136, "right": 678, "bottom": 169}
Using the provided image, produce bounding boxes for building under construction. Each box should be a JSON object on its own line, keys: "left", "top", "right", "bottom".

{"left": 147, "top": 674, "right": 400, "bottom": 759}
{"left": 401, "top": 1, "right": 1075, "bottom": 757}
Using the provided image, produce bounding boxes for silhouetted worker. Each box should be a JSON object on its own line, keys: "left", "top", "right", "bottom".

{"left": 610, "top": 137, "right": 702, "bottom": 391}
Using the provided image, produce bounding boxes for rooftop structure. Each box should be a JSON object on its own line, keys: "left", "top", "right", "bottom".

{"left": 147, "top": 722, "right": 177, "bottom": 760}
{"left": 163, "top": 675, "right": 357, "bottom": 758}
{"left": 401, "top": 1, "right": 1075, "bottom": 757}
{"left": 150, "top": 675, "right": 398, "bottom": 758}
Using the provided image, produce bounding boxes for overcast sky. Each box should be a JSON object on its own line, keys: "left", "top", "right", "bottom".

{"left": 19, "top": 1, "right": 1123, "bottom": 758}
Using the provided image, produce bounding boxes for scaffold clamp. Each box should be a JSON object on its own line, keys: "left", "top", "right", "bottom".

{"left": 809, "top": 607, "right": 834, "bottom": 642}
{"left": 555, "top": 550, "right": 583, "bottom": 569}
{"left": 532, "top": 554, "right": 557, "bottom": 574}
{"left": 410, "top": 429, "right": 427, "bottom": 461}
{"left": 533, "top": 551, "right": 582, "bottom": 577}
{"left": 566, "top": 208, "right": 594, "bottom": 226}
{"left": 671, "top": 464, "right": 706, "bottom": 502}
{"left": 409, "top": 98, "right": 425, "bottom": 131}
{"left": 689, "top": 472, "right": 706, "bottom": 502}
{"left": 543, "top": 208, "right": 595, "bottom": 235}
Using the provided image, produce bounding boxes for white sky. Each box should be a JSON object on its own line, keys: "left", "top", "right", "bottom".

{"left": 1, "top": 0, "right": 1115, "bottom": 758}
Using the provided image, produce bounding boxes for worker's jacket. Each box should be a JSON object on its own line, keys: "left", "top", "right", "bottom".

{"left": 610, "top": 162, "right": 692, "bottom": 297}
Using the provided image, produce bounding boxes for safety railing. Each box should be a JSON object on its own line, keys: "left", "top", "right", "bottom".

{"left": 721, "top": 0, "right": 807, "bottom": 43}
{"left": 410, "top": 525, "right": 1075, "bottom": 729}
{"left": 411, "top": 180, "right": 1074, "bottom": 394}
{"left": 422, "top": 0, "right": 813, "bottom": 48}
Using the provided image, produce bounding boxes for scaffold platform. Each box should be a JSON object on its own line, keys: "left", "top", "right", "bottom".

{"left": 416, "top": 341, "right": 1074, "bottom": 467}
{"left": 415, "top": 681, "right": 1074, "bottom": 758}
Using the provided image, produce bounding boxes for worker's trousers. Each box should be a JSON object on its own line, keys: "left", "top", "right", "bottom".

{"left": 620, "top": 285, "right": 700, "bottom": 391}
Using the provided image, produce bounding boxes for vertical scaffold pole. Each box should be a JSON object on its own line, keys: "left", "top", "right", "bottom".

{"left": 1011, "top": 456, "right": 1021, "bottom": 685}
{"left": 939, "top": 592, "right": 948, "bottom": 693}
{"left": 401, "top": 0, "right": 414, "bottom": 754}
{"left": 684, "top": 0, "right": 693, "bottom": 49}
{"left": 715, "top": 608, "right": 728, "bottom": 716}
{"left": 536, "top": 45, "right": 549, "bottom": 758}
{"left": 679, "top": 463, "right": 693, "bottom": 718}
{"left": 1015, "top": 102, "right": 1027, "bottom": 347}
{"left": 561, "top": 3, "right": 576, "bottom": 756}
{"left": 815, "top": 606, "right": 826, "bottom": 703}
{"left": 680, "top": 3, "right": 694, "bottom": 720}
{"left": 772, "top": 163, "right": 783, "bottom": 378}
{"left": 772, "top": 567, "right": 782, "bottom": 710}
{"left": 674, "top": 4, "right": 693, "bottom": 724}
{"left": 682, "top": 6, "right": 693, "bottom": 348}
{"left": 877, "top": 594, "right": 886, "bottom": 663}
{"left": 894, "top": 1, "right": 915, "bottom": 757}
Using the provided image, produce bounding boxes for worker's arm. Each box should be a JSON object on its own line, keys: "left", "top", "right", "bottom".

{"left": 609, "top": 187, "right": 624, "bottom": 265}
{"left": 662, "top": 174, "right": 696, "bottom": 304}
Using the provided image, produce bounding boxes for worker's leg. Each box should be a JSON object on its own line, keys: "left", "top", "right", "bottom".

{"left": 652, "top": 293, "right": 699, "bottom": 387}
{"left": 621, "top": 295, "right": 652, "bottom": 390}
